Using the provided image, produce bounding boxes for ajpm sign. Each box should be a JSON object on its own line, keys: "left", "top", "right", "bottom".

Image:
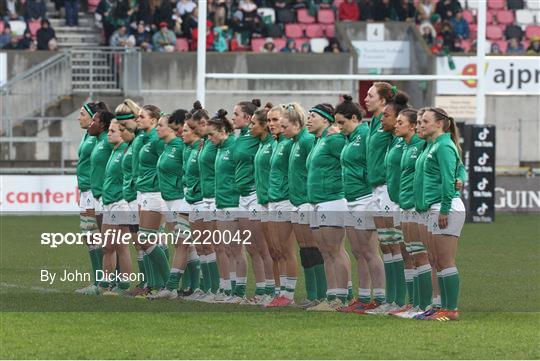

{"left": 436, "top": 56, "right": 540, "bottom": 95}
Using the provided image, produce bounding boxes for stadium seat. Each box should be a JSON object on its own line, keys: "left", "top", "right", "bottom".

{"left": 297, "top": 8, "right": 316, "bottom": 24}
{"left": 0, "top": 21, "right": 4, "bottom": 34}
{"left": 273, "top": 37, "right": 287, "bottom": 51}
{"left": 526, "top": 0, "right": 540, "bottom": 9}
{"left": 525, "top": 25, "right": 540, "bottom": 38}
{"left": 460, "top": 39, "right": 472, "bottom": 52}
{"left": 333, "top": 0, "right": 345, "bottom": 7}
{"left": 324, "top": 24, "right": 335, "bottom": 37}
{"left": 285, "top": 23, "right": 304, "bottom": 38}
{"left": 251, "top": 37, "right": 266, "bottom": 52}
{"left": 276, "top": 8, "right": 296, "bottom": 24}
{"left": 258, "top": 7, "right": 276, "bottom": 24}
{"left": 515, "top": 9, "right": 534, "bottom": 25}
{"left": 495, "top": 39, "right": 508, "bottom": 52}
{"left": 305, "top": 23, "right": 324, "bottom": 38}
{"left": 264, "top": 23, "right": 283, "bottom": 38}
{"left": 488, "top": 0, "right": 506, "bottom": 10}
{"left": 175, "top": 37, "right": 189, "bottom": 52}
{"left": 487, "top": 25, "right": 504, "bottom": 39}
{"left": 317, "top": 9, "right": 335, "bottom": 24}
{"left": 295, "top": 37, "right": 309, "bottom": 51}
{"left": 310, "top": 37, "right": 329, "bottom": 53}
{"left": 487, "top": 10, "right": 496, "bottom": 24}
{"left": 87, "top": 0, "right": 100, "bottom": 12}
{"left": 9, "top": 20, "right": 25, "bottom": 36}
{"left": 496, "top": 10, "right": 515, "bottom": 24}
{"left": 27, "top": 20, "right": 41, "bottom": 37}
{"left": 462, "top": 9, "right": 475, "bottom": 23}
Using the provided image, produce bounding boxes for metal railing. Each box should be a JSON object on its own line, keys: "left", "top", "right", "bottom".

{"left": 0, "top": 47, "right": 142, "bottom": 171}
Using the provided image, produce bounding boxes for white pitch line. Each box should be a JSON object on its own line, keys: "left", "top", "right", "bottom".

{"left": 0, "top": 282, "right": 61, "bottom": 293}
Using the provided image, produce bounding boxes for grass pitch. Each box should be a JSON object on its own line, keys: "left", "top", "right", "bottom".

{"left": 1, "top": 214, "right": 539, "bottom": 359}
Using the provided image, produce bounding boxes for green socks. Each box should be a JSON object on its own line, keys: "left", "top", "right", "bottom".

{"left": 265, "top": 279, "right": 276, "bottom": 296}
{"left": 412, "top": 270, "right": 420, "bottom": 307}
{"left": 417, "top": 264, "right": 433, "bottom": 310}
{"left": 383, "top": 253, "right": 395, "bottom": 304}
{"left": 208, "top": 258, "right": 220, "bottom": 293}
{"left": 147, "top": 245, "right": 170, "bottom": 288}
{"left": 303, "top": 267, "right": 317, "bottom": 301}
{"left": 255, "top": 282, "right": 266, "bottom": 296}
{"left": 405, "top": 268, "right": 415, "bottom": 305}
{"left": 235, "top": 276, "right": 247, "bottom": 297}
{"left": 166, "top": 268, "right": 183, "bottom": 291}
{"left": 313, "top": 264, "right": 327, "bottom": 300}
{"left": 136, "top": 251, "right": 147, "bottom": 288}
{"left": 200, "top": 256, "right": 211, "bottom": 293}
{"left": 441, "top": 267, "right": 460, "bottom": 310}
{"left": 393, "top": 253, "right": 407, "bottom": 306}
{"left": 88, "top": 246, "right": 103, "bottom": 286}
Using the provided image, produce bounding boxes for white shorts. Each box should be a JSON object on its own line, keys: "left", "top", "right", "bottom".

{"left": 310, "top": 198, "right": 347, "bottom": 228}
{"left": 259, "top": 204, "right": 270, "bottom": 223}
{"left": 427, "top": 198, "right": 466, "bottom": 237}
{"left": 94, "top": 196, "right": 104, "bottom": 215}
{"left": 126, "top": 200, "right": 140, "bottom": 225}
{"left": 238, "top": 192, "right": 261, "bottom": 220}
{"left": 102, "top": 200, "right": 130, "bottom": 225}
{"left": 202, "top": 198, "right": 217, "bottom": 221}
{"left": 291, "top": 203, "right": 313, "bottom": 225}
{"left": 189, "top": 200, "right": 206, "bottom": 222}
{"left": 369, "top": 185, "right": 400, "bottom": 223}
{"left": 400, "top": 208, "right": 418, "bottom": 224}
{"left": 344, "top": 196, "right": 376, "bottom": 230}
{"left": 165, "top": 198, "right": 190, "bottom": 223}
{"left": 139, "top": 192, "right": 166, "bottom": 213}
{"left": 136, "top": 191, "right": 142, "bottom": 206}
{"left": 79, "top": 191, "right": 95, "bottom": 212}
{"left": 417, "top": 211, "right": 429, "bottom": 227}
{"left": 216, "top": 207, "right": 240, "bottom": 222}
{"left": 268, "top": 200, "right": 295, "bottom": 222}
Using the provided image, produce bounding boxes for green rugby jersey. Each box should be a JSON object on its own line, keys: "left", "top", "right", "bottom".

{"left": 76, "top": 131, "right": 96, "bottom": 192}
{"left": 234, "top": 126, "right": 260, "bottom": 196}
{"left": 413, "top": 141, "right": 432, "bottom": 212}
{"left": 103, "top": 143, "right": 127, "bottom": 205}
{"left": 385, "top": 136, "right": 405, "bottom": 204}
{"left": 422, "top": 132, "right": 462, "bottom": 215}
{"left": 130, "top": 129, "right": 147, "bottom": 192}
{"left": 268, "top": 135, "right": 293, "bottom": 202}
{"left": 90, "top": 131, "right": 113, "bottom": 200}
{"left": 398, "top": 134, "right": 425, "bottom": 210}
{"left": 198, "top": 137, "right": 218, "bottom": 199}
{"left": 136, "top": 128, "right": 165, "bottom": 193}
{"left": 366, "top": 113, "right": 393, "bottom": 188}
{"left": 254, "top": 134, "right": 275, "bottom": 205}
{"left": 121, "top": 141, "right": 137, "bottom": 202}
{"left": 184, "top": 140, "right": 203, "bottom": 204}
{"left": 288, "top": 128, "right": 315, "bottom": 206}
{"left": 214, "top": 135, "right": 239, "bottom": 208}
{"left": 340, "top": 122, "right": 372, "bottom": 202}
{"left": 157, "top": 137, "right": 185, "bottom": 201}
{"left": 306, "top": 127, "right": 346, "bottom": 204}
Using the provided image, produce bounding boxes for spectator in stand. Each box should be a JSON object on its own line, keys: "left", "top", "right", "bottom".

{"left": 18, "top": 28, "right": 32, "bottom": 48}
{"left": 212, "top": 26, "right": 228, "bottom": 51}
{"left": 48, "top": 37, "right": 58, "bottom": 50}
{"left": 110, "top": 23, "right": 134, "bottom": 47}
{"left": 372, "top": 0, "right": 398, "bottom": 21}
{"left": 450, "top": 10, "right": 469, "bottom": 40}
{"left": 435, "top": 0, "right": 461, "bottom": 21}
{"left": 261, "top": 37, "right": 276, "bottom": 52}
{"left": 25, "top": 0, "right": 45, "bottom": 22}
{"left": 239, "top": 0, "right": 257, "bottom": 14}
{"left": 338, "top": 0, "right": 360, "bottom": 21}
{"left": 507, "top": 0, "right": 524, "bottom": 10}
{"left": 417, "top": 0, "right": 434, "bottom": 24}
{"left": 280, "top": 37, "right": 297, "bottom": 52}
{"left": 527, "top": 36, "right": 540, "bottom": 55}
{"left": 152, "top": 21, "right": 176, "bottom": 51}
{"left": 440, "top": 21, "right": 462, "bottom": 52}
{"left": 324, "top": 37, "right": 341, "bottom": 52}
{"left": 250, "top": 15, "right": 264, "bottom": 38}
{"left": 395, "top": 0, "right": 416, "bottom": 22}
{"left": 177, "top": 0, "right": 196, "bottom": 16}
{"left": 2, "top": 34, "right": 19, "bottom": 48}
{"left": 154, "top": 0, "right": 173, "bottom": 28}
{"left": 64, "top": 0, "right": 79, "bottom": 26}
{"left": 506, "top": 37, "right": 525, "bottom": 54}
{"left": 490, "top": 42, "right": 502, "bottom": 54}
{"left": 0, "top": 23, "right": 12, "bottom": 48}
{"left": 292, "top": 0, "right": 307, "bottom": 10}
{"left": 0, "top": 0, "right": 26, "bottom": 22}
{"left": 181, "top": 6, "right": 197, "bottom": 38}
{"left": 191, "top": 19, "right": 214, "bottom": 50}
{"left": 300, "top": 41, "right": 311, "bottom": 53}
{"left": 36, "top": 18, "right": 55, "bottom": 50}
{"left": 358, "top": 0, "right": 373, "bottom": 21}
{"left": 504, "top": 23, "right": 523, "bottom": 42}
{"left": 131, "top": 0, "right": 154, "bottom": 26}
{"left": 130, "top": 20, "right": 152, "bottom": 50}
{"left": 419, "top": 21, "right": 436, "bottom": 46}
{"left": 209, "top": 0, "right": 226, "bottom": 27}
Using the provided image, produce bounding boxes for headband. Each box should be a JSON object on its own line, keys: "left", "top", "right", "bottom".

{"left": 116, "top": 113, "right": 135, "bottom": 120}
{"left": 83, "top": 103, "right": 94, "bottom": 118}
{"left": 310, "top": 107, "right": 335, "bottom": 123}
{"left": 391, "top": 86, "right": 398, "bottom": 94}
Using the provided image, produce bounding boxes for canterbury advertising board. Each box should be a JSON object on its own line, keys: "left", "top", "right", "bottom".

{"left": 0, "top": 175, "right": 80, "bottom": 214}
{"left": 436, "top": 56, "right": 540, "bottom": 95}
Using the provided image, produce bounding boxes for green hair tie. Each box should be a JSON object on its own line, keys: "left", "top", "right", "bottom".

{"left": 391, "top": 86, "right": 398, "bottom": 94}
{"left": 160, "top": 111, "right": 167, "bottom": 117}
{"left": 116, "top": 113, "right": 135, "bottom": 120}
{"left": 310, "top": 107, "right": 335, "bottom": 123}
{"left": 83, "top": 103, "right": 94, "bottom": 118}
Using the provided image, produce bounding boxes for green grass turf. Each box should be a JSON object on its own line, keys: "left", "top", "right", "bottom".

{"left": 1, "top": 214, "right": 539, "bottom": 359}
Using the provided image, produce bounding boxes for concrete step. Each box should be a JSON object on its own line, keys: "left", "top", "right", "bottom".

{"left": 54, "top": 26, "right": 97, "bottom": 33}
{"left": 56, "top": 33, "right": 100, "bottom": 43}
{"left": 49, "top": 16, "right": 93, "bottom": 28}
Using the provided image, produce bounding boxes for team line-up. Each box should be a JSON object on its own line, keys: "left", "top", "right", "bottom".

{"left": 75, "top": 81, "right": 466, "bottom": 321}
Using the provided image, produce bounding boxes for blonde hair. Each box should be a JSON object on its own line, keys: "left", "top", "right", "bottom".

{"left": 115, "top": 99, "right": 141, "bottom": 116}
{"left": 282, "top": 102, "right": 307, "bottom": 127}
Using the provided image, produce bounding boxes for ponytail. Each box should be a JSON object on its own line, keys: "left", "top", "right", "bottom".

{"left": 237, "top": 99, "right": 262, "bottom": 116}
{"left": 427, "top": 107, "right": 462, "bottom": 156}
{"left": 208, "top": 109, "right": 234, "bottom": 133}
{"left": 335, "top": 94, "right": 365, "bottom": 120}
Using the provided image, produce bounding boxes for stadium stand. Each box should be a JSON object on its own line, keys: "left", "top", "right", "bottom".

{"left": 0, "top": 0, "right": 539, "bottom": 54}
